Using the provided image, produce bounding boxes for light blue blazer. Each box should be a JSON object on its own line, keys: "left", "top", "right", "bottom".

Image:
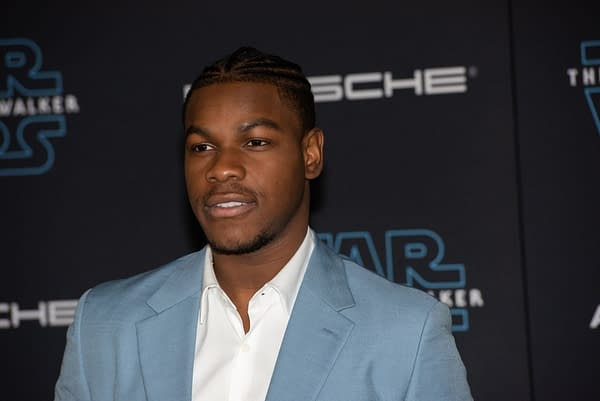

{"left": 55, "top": 240, "right": 473, "bottom": 401}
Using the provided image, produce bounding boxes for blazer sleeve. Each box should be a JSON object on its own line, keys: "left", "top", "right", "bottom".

{"left": 54, "top": 289, "right": 92, "bottom": 401}
{"left": 404, "top": 301, "right": 473, "bottom": 401}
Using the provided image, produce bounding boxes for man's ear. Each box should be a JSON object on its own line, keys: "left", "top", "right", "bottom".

{"left": 303, "top": 128, "right": 324, "bottom": 180}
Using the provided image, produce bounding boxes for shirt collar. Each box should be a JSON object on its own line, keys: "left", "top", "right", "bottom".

{"left": 199, "top": 228, "right": 315, "bottom": 322}
{"left": 268, "top": 228, "right": 314, "bottom": 314}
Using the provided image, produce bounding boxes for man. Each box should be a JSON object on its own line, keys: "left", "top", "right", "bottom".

{"left": 55, "top": 47, "right": 473, "bottom": 401}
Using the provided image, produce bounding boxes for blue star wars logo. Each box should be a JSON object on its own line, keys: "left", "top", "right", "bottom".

{"left": 318, "top": 229, "right": 484, "bottom": 332}
{"left": 0, "top": 38, "right": 80, "bottom": 176}
{"left": 566, "top": 40, "right": 600, "bottom": 135}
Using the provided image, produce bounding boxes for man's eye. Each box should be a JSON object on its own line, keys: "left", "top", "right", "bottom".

{"left": 190, "top": 143, "right": 214, "bottom": 152}
{"left": 246, "top": 139, "right": 269, "bottom": 147}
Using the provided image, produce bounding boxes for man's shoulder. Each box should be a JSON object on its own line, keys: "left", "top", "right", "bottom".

{"left": 341, "top": 255, "right": 436, "bottom": 306}
{"left": 316, "top": 244, "right": 440, "bottom": 321}
{"left": 326, "top": 251, "right": 449, "bottom": 336}
{"left": 80, "top": 250, "right": 204, "bottom": 323}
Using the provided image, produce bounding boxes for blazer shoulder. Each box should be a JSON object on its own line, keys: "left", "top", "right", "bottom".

{"left": 80, "top": 251, "right": 204, "bottom": 323}
{"left": 339, "top": 253, "right": 440, "bottom": 318}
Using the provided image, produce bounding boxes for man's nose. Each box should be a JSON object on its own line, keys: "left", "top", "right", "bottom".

{"left": 205, "top": 148, "right": 246, "bottom": 182}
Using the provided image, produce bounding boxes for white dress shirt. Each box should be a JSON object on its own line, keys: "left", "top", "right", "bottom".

{"left": 191, "top": 229, "right": 315, "bottom": 401}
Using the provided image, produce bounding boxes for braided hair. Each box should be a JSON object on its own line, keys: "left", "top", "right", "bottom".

{"left": 183, "top": 47, "right": 315, "bottom": 133}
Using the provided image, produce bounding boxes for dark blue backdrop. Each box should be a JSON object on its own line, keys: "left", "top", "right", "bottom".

{"left": 1, "top": 2, "right": 599, "bottom": 400}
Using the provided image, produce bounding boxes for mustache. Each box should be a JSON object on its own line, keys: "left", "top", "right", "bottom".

{"left": 202, "top": 183, "right": 259, "bottom": 202}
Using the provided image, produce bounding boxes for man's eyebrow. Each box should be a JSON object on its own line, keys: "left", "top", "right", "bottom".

{"left": 239, "top": 118, "right": 282, "bottom": 133}
{"left": 185, "top": 125, "right": 210, "bottom": 137}
{"left": 185, "top": 118, "right": 283, "bottom": 137}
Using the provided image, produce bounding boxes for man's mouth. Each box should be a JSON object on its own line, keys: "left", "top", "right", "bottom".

{"left": 204, "top": 194, "right": 257, "bottom": 218}
{"left": 215, "top": 201, "right": 247, "bottom": 208}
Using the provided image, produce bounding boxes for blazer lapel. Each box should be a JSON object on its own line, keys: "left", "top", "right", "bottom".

{"left": 136, "top": 250, "right": 206, "bottom": 401}
{"left": 266, "top": 241, "right": 356, "bottom": 401}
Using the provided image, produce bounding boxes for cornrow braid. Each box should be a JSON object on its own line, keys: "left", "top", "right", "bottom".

{"left": 183, "top": 47, "right": 315, "bottom": 133}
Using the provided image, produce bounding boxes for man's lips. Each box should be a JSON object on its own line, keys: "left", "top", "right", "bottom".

{"left": 204, "top": 193, "right": 257, "bottom": 218}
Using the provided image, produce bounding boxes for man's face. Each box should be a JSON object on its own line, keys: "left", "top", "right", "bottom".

{"left": 184, "top": 82, "right": 323, "bottom": 255}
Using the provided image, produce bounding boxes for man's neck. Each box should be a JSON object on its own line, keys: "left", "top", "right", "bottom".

{"left": 211, "top": 225, "right": 309, "bottom": 332}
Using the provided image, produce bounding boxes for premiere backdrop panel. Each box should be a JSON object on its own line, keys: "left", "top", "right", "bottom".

{"left": 1, "top": 2, "right": 599, "bottom": 400}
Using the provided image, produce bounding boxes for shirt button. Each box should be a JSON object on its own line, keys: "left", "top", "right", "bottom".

{"left": 241, "top": 343, "right": 250, "bottom": 353}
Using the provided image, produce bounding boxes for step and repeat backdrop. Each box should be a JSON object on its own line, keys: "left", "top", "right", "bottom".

{"left": 1, "top": 1, "right": 599, "bottom": 400}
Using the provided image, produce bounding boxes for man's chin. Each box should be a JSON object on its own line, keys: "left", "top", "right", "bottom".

{"left": 208, "top": 232, "right": 274, "bottom": 256}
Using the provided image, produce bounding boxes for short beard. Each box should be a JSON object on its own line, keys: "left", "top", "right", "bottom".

{"left": 208, "top": 230, "right": 276, "bottom": 255}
